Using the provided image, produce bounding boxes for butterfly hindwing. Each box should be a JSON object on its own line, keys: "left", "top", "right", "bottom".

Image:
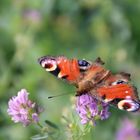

{"left": 96, "top": 73, "right": 140, "bottom": 112}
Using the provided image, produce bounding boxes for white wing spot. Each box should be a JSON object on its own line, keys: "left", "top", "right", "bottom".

{"left": 126, "top": 96, "right": 131, "bottom": 99}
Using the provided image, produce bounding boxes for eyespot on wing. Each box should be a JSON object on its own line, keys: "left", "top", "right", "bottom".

{"left": 117, "top": 99, "right": 140, "bottom": 112}
{"left": 78, "top": 59, "right": 91, "bottom": 71}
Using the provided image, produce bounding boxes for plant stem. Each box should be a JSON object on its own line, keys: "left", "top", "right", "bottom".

{"left": 37, "top": 122, "right": 43, "bottom": 128}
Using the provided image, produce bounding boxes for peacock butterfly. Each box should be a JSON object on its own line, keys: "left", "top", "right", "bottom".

{"left": 38, "top": 56, "right": 140, "bottom": 112}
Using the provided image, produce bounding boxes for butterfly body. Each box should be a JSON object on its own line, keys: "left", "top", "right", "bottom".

{"left": 38, "top": 56, "right": 140, "bottom": 112}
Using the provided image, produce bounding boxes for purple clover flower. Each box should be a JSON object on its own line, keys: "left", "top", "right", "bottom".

{"left": 100, "top": 102, "right": 110, "bottom": 120}
{"left": 115, "top": 119, "right": 140, "bottom": 140}
{"left": 23, "top": 10, "right": 41, "bottom": 24}
{"left": 76, "top": 94, "right": 110, "bottom": 125}
{"left": 7, "top": 89, "right": 43, "bottom": 126}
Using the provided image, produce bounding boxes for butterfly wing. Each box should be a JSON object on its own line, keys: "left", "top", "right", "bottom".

{"left": 38, "top": 56, "right": 104, "bottom": 85}
{"left": 38, "top": 56, "right": 82, "bottom": 85}
{"left": 96, "top": 73, "right": 140, "bottom": 112}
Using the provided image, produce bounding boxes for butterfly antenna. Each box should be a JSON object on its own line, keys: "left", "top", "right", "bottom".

{"left": 48, "top": 92, "right": 73, "bottom": 99}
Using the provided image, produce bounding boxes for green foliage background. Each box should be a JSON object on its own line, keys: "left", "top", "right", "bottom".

{"left": 0, "top": 0, "right": 140, "bottom": 140}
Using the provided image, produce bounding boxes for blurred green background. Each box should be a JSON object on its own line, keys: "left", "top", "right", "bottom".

{"left": 0, "top": 0, "right": 140, "bottom": 140}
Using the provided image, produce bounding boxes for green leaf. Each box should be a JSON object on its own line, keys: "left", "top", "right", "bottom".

{"left": 45, "top": 120, "right": 59, "bottom": 129}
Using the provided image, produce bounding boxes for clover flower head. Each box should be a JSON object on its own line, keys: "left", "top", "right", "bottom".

{"left": 7, "top": 89, "right": 43, "bottom": 126}
{"left": 23, "top": 10, "right": 41, "bottom": 23}
{"left": 76, "top": 94, "right": 110, "bottom": 125}
{"left": 115, "top": 119, "right": 140, "bottom": 140}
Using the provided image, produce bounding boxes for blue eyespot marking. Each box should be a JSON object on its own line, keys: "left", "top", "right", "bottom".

{"left": 78, "top": 60, "right": 90, "bottom": 67}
